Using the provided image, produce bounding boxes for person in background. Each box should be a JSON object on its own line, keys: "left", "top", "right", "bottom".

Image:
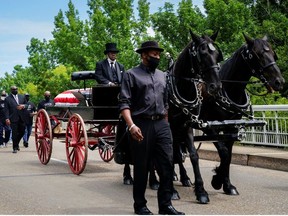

{"left": 119, "top": 41, "right": 185, "bottom": 215}
{"left": 4, "top": 86, "right": 28, "bottom": 153}
{"left": 0, "top": 91, "right": 11, "bottom": 148}
{"left": 95, "top": 42, "right": 124, "bottom": 86}
{"left": 22, "top": 93, "right": 36, "bottom": 148}
{"left": 37, "top": 91, "right": 54, "bottom": 111}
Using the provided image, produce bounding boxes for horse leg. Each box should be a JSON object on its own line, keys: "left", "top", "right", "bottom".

{"left": 178, "top": 162, "right": 193, "bottom": 187}
{"left": 123, "top": 163, "right": 133, "bottom": 185}
{"left": 186, "top": 127, "right": 209, "bottom": 204}
{"left": 211, "top": 141, "right": 239, "bottom": 195}
{"left": 177, "top": 141, "right": 192, "bottom": 187}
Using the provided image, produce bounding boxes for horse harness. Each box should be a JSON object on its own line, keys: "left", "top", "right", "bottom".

{"left": 167, "top": 41, "right": 222, "bottom": 127}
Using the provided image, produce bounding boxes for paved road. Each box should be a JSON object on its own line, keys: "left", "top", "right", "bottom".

{"left": 0, "top": 137, "right": 287, "bottom": 215}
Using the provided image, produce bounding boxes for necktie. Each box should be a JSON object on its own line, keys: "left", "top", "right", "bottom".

{"left": 14, "top": 95, "right": 19, "bottom": 104}
{"left": 110, "top": 62, "right": 118, "bottom": 82}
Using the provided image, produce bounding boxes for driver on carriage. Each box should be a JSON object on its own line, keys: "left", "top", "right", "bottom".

{"left": 95, "top": 43, "right": 125, "bottom": 86}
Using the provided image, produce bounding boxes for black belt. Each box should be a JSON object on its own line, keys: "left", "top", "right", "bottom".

{"left": 134, "top": 114, "right": 165, "bottom": 120}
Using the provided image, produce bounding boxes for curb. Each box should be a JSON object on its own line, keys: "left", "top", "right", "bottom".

{"left": 198, "top": 149, "right": 288, "bottom": 172}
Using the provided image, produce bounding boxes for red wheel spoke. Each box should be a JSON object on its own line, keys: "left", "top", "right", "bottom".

{"left": 35, "top": 109, "right": 52, "bottom": 165}
{"left": 66, "top": 114, "right": 87, "bottom": 175}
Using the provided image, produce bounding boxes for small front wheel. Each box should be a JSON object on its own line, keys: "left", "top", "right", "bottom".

{"left": 35, "top": 109, "right": 53, "bottom": 165}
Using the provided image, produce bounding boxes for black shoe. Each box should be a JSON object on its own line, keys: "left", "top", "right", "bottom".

{"left": 17, "top": 147, "right": 20, "bottom": 151}
{"left": 123, "top": 176, "right": 133, "bottom": 185}
{"left": 12, "top": 149, "right": 17, "bottom": 154}
{"left": 24, "top": 142, "right": 28, "bottom": 148}
{"left": 159, "top": 205, "right": 185, "bottom": 215}
{"left": 135, "top": 206, "right": 153, "bottom": 215}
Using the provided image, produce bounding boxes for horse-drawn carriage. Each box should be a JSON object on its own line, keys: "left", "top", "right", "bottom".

{"left": 34, "top": 32, "right": 284, "bottom": 204}
{"left": 34, "top": 71, "right": 120, "bottom": 175}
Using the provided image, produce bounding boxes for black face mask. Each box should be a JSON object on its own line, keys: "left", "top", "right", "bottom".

{"left": 45, "top": 96, "right": 50, "bottom": 101}
{"left": 147, "top": 56, "right": 160, "bottom": 71}
{"left": 11, "top": 90, "right": 18, "bottom": 95}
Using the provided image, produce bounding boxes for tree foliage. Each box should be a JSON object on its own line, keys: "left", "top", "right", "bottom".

{"left": 0, "top": 0, "right": 287, "bottom": 106}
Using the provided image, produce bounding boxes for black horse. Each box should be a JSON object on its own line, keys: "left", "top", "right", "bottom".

{"left": 167, "top": 30, "right": 223, "bottom": 203}
{"left": 175, "top": 34, "right": 285, "bottom": 202}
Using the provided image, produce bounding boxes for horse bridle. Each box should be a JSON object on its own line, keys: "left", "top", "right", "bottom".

{"left": 241, "top": 46, "right": 277, "bottom": 91}
{"left": 189, "top": 41, "right": 222, "bottom": 75}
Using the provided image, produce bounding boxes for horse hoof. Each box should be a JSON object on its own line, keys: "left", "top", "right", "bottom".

{"left": 149, "top": 182, "right": 160, "bottom": 190}
{"left": 211, "top": 175, "right": 222, "bottom": 190}
{"left": 123, "top": 176, "right": 133, "bottom": 185}
{"left": 171, "top": 191, "right": 181, "bottom": 200}
{"left": 197, "top": 195, "right": 210, "bottom": 204}
{"left": 181, "top": 179, "right": 193, "bottom": 187}
{"left": 224, "top": 187, "right": 239, "bottom": 195}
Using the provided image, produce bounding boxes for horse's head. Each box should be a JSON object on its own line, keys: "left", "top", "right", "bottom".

{"left": 243, "top": 34, "right": 285, "bottom": 92}
{"left": 188, "top": 30, "right": 223, "bottom": 96}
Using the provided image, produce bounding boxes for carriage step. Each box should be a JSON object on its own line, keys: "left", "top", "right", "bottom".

{"left": 199, "top": 119, "right": 266, "bottom": 129}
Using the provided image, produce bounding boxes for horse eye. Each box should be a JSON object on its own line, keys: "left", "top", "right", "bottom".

{"left": 199, "top": 45, "right": 206, "bottom": 54}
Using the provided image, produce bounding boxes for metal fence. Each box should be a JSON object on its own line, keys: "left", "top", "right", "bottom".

{"left": 241, "top": 104, "right": 288, "bottom": 147}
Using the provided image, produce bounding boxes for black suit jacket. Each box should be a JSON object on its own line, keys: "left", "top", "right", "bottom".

{"left": 4, "top": 94, "right": 27, "bottom": 123}
{"left": 95, "top": 59, "right": 125, "bottom": 84}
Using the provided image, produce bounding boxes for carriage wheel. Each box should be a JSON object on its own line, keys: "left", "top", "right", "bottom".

{"left": 98, "top": 125, "right": 114, "bottom": 162}
{"left": 34, "top": 109, "right": 53, "bottom": 165}
{"left": 65, "top": 114, "right": 88, "bottom": 175}
{"left": 98, "top": 140, "right": 114, "bottom": 162}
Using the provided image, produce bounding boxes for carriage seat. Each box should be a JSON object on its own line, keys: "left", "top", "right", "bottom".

{"left": 92, "top": 86, "right": 120, "bottom": 120}
{"left": 71, "top": 71, "right": 95, "bottom": 81}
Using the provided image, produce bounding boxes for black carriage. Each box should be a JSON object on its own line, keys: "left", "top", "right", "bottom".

{"left": 34, "top": 71, "right": 121, "bottom": 175}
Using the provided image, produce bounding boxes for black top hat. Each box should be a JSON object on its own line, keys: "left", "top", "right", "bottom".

{"left": 136, "top": 41, "right": 164, "bottom": 54}
{"left": 104, "top": 43, "right": 120, "bottom": 54}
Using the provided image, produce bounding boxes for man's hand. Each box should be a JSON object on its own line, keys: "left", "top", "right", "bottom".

{"left": 108, "top": 82, "right": 116, "bottom": 86}
{"left": 17, "top": 104, "right": 25, "bottom": 110}
{"left": 129, "top": 125, "right": 144, "bottom": 142}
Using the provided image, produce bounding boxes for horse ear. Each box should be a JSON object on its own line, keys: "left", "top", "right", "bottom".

{"left": 243, "top": 33, "right": 254, "bottom": 46}
{"left": 190, "top": 29, "right": 200, "bottom": 43}
{"left": 210, "top": 30, "right": 219, "bottom": 42}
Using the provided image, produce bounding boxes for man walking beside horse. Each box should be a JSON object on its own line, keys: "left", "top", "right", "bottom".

{"left": 119, "top": 40, "right": 185, "bottom": 215}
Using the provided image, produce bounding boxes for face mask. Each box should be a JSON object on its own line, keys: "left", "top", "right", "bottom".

{"left": 45, "top": 96, "right": 50, "bottom": 101}
{"left": 11, "top": 90, "right": 18, "bottom": 95}
{"left": 147, "top": 56, "right": 160, "bottom": 70}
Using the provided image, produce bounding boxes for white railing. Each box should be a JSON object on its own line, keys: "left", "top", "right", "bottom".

{"left": 241, "top": 104, "right": 288, "bottom": 147}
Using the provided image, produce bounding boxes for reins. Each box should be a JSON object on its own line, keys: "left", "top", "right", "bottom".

{"left": 221, "top": 79, "right": 270, "bottom": 96}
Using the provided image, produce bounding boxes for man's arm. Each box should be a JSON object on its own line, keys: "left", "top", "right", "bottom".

{"left": 95, "top": 61, "right": 110, "bottom": 85}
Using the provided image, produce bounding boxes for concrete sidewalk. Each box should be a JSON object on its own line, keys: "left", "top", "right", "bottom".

{"left": 197, "top": 142, "right": 288, "bottom": 172}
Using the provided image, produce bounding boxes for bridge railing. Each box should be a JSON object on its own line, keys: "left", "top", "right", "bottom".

{"left": 241, "top": 104, "right": 288, "bottom": 147}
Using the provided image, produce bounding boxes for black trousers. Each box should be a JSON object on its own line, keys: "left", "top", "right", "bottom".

{"left": 10, "top": 119, "right": 26, "bottom": 150}
{"left": 131, "top": 118, "right": 174, "bottom": 210}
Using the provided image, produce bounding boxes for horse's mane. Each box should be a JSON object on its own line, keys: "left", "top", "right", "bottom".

{"left": 173, "top": 41, "right": 193, "bottom": 77}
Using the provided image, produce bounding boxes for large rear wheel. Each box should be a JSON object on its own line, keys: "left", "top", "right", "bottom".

{"left": 34, "top": 109, "right": 53, "bottom": 165}
{"left": 65, "top": 114, "right": 88, "bottom": 175}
